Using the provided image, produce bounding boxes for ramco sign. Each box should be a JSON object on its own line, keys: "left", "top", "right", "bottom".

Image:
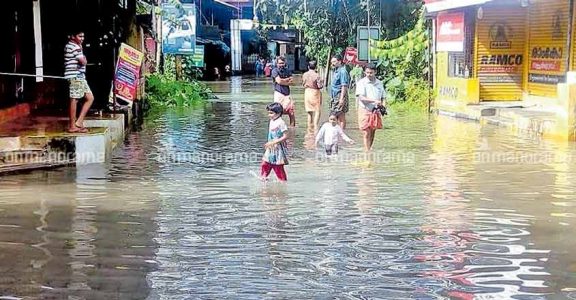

{"left": 479, "top": 54, "right": 523, "bottom": 66}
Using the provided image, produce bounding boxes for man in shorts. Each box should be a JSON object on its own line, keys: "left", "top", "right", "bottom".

{"left": 355, "top": 63, "right": 386, "bottom": 151}
{"left": 65, "top": 30, "right": 94, "bottom": 133}
{"left": 330, "top": 54, "right": 350, "bottom": 129}
{"left": 271, "top": 56, "right": 295, "bottom": 127}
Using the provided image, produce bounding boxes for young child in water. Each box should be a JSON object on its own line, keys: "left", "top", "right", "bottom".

{"left": 315, "top": 113, "right": 355, "bottom": 155}
{"left": 261, "top": 102, "right": 289, "bottom": 181}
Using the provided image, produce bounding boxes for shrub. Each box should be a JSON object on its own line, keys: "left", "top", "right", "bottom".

{"left": 145, "top": 74, "right": 213, "bottom": 108}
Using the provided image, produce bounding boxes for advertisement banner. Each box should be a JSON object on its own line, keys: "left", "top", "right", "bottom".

{"left": 191, "top": 45, "right": 205, "bottom": 68}
{"left": 162, "top": 3, "right": 196, "bottom": 55}
{"left": 436, "top": 12, "right": 465, "bottom": 52}
{"left": 425, "top": 0, "right": 492, "bottom": 13}
{"left": 114, "top": 43, "right": 144, "bottom": 102}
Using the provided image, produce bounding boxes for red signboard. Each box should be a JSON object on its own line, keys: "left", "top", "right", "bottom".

{"left": 436, "top": 12, "right": 465, "bottom": 52}
{"left": 530, "top": 60, "right": 561, "bottom": 72}
{"left": 343, "top": 47, "right": 359, "bottom": 64}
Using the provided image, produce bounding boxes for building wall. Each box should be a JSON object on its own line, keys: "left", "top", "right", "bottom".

{"left": 436, "top": 52, "right": 480, "bottom": 105}
{"left": 434, "top": 9, "right": 480, "bottom": 106}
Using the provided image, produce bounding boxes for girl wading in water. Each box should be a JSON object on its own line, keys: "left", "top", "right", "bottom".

{"left": 260, "top": 102, "right": 289, "bottom": 182}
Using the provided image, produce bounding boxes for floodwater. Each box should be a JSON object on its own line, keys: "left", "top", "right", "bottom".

{"left": 2, "top": 76, "right": 576, "bottom": 299}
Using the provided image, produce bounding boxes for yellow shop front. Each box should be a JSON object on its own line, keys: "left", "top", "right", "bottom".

{"left": 474, "top": 3, "right": 527, "bottom": 101}
{"left": 526, "top": 0, "right": 571, "bottom": 99}
{"left": 433, "top": 7, "right": 480, "bottom": 108}
{"left": 428, "top": 0, "right": 576, "bottom": 139}
{"left": 430, "top": 0, "right": 575, "bottom": 104}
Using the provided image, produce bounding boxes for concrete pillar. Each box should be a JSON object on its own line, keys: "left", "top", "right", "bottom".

{"left": 556, "top": 84, "right": 576, "bottom": 140}
{"left": 33, "top": 0, "right": 43, "bottom": 82}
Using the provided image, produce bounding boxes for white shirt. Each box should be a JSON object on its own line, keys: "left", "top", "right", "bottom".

{"left": 315, "top": 123, "right": 353, "bottom": 146}
{"left": 355, "top": 76, "right": 385, "bottom": 111}
{"left": 268, "top": 117, "right": 288, "bottom": 138}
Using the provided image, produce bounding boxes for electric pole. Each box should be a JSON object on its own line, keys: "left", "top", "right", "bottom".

{"left": 367, "top": 0, "right": 371, "bottom": 63}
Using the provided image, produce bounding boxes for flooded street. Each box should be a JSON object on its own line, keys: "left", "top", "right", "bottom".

{"left": 2, "top": 77, "right": 576, "bottom": 299}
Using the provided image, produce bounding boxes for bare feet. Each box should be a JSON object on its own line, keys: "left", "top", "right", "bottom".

{"left": 68, "top": 126, "right": 88, "bottom": 133}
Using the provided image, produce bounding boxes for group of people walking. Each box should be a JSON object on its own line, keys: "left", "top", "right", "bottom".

{"left": 260, "top": 54, "right": 387, "bottom": 182}
{"left": 255, "top": 58, "right": 273, "bottom": 78}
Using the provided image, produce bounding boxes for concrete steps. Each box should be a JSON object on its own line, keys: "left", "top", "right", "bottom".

{"left": 438, "top": 102, "right": 561, "bottom": 138}
{"left": 0, "top": 113, "right": 125, "bottom": 175}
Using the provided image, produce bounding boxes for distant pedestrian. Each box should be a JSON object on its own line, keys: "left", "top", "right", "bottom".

{"left": 261, "top": 102, "right": 289, "bottom": 182}
{"left": 271, "top": 56, "right": 295, "bottom": 127}
{"left": 224, "top": 64, "right": 231, "bottom": 78}
{"left": 315, "top": 113, "right": 354, "bottom": 156}
{"left": 65, "top": 29, "right": 93, "bottom": 133}
{"left": 302, "top": 60, "right": 323, "bottom": 131}
{"left": 264, "top": 61, "right": 272, "bottom": 77}
{"left": 255, "top": 58, "right": 264, "bottom": 77}
{"left": 330, "top": 54, "right": 351, "bottom": 129}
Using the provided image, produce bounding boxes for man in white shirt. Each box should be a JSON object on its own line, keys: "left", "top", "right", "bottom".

{"left": 355, "top": 63, "right": 386, "bottom": 151}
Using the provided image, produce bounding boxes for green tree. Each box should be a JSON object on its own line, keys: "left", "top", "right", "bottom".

{"left": 257, "top": 0, "right": 423, "bottom": 67}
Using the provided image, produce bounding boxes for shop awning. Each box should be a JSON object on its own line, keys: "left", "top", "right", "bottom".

{"left": 425, "top": 0, "right": 493, "bottom": 13}
{"left": 214, "top": 0, "right": 239, "bottom": 10}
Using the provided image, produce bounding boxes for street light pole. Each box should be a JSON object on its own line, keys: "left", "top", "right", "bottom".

{"left": 367, "top": 0, "right": 371, "bottom": 63}
{"left": 253, "top": 0, "right": 258, "bottom": 23}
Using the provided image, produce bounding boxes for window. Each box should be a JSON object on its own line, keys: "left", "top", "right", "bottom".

{"left": 448, "top": 11, "right": 475, "bottom": 78}
{"left": 357, "top": 26, "right": 380, "bottom": 61}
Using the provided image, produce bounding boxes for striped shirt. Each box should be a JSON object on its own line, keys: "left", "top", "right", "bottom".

{"left": 64, "top": 41, "right": 86, "bottom": 79}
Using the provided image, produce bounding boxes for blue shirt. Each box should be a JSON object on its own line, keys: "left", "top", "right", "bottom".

{"left": 331, "top": 66, "right": 350, "bottom": 97}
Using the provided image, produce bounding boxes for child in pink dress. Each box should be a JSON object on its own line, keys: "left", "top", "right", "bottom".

{"left": 261, "top": 102, "right": 289, "bottom": 181}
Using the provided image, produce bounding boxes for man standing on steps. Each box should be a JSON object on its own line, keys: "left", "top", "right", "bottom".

{"left": 330, "top": 54, "right": 350, "bottom": 129}
{"left": 65, "top": 30, "right": 94, "bottom": 133}
{"left": 271, "top": 56, "right": 295, "bottom": 127}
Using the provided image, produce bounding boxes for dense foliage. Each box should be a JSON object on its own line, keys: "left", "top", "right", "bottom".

{"left": 145, "top": 55, "right": 212, "bottom": 108}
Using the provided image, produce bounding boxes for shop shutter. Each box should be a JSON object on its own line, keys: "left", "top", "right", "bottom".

{"left": 475, "top": 5, "right": 526, "bottom": 101}
{"left": 527, "top": 0, "right": 570, "bottom": 98}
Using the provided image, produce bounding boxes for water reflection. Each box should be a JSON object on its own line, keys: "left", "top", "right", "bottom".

{"left": 0, "top": 163, "right": 158, "bottom": 298}
{"left": 355, "top": 168, "right": 379, "bottom": 216}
